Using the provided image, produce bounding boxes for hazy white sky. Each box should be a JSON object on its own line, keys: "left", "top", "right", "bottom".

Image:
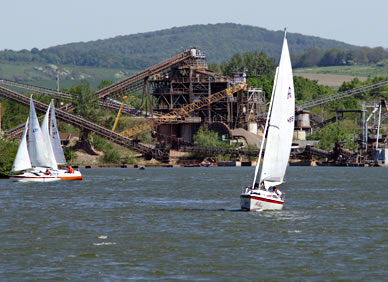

{"left": 1, "top": 0, "right": 387, "bottom": 51}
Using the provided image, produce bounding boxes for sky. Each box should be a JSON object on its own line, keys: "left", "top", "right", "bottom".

{"left": 1, "top": 0, "right": 387, "bottom": 51}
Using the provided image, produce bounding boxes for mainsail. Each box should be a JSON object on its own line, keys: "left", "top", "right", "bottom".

{"left": 28, "top": 96, "right": 56, "bottom": 168}
{"left": 254, "top": 32, "right": 295, "bottom": 188}
{"left": 11, "top": 118, "right": 31, "bottom": 172}
{"left": 49, "top": 100, "right": 66, "bottom": 165}
{"left": 41, "top": 103, "right": 58, "bottom": 170}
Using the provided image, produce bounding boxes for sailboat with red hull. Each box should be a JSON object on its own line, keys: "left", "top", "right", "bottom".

{"left": 240, "top": 30, "right": 295, "bottom": 211}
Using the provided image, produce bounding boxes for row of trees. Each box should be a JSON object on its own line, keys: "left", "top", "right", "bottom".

{"left": 208, "top": 50, "right": 334, "bottom": 104}
{"left": 292, "top": 47, "right": 388, "bottom": 68}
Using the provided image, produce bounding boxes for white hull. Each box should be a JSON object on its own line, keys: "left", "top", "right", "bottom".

{"left": 240, "top": 189, "right": 284, "bottom": 211}
{"left": 10, "top": 171, "right": 60, "bottom": 182}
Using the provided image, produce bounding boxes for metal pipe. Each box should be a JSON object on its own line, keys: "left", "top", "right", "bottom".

{"left": 376, "top": 103, "right": 382, "bottom": 150}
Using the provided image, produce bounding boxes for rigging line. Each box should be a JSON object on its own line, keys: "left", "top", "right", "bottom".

{"left": 252, "top": 66, "right": 279, "bottom": 187}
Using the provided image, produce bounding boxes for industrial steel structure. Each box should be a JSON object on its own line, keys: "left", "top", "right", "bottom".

{"left": 3, "top": 46, "right": 388, "bottom": 163}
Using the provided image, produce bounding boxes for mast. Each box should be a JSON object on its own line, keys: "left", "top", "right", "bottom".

{"left": 252, "top": 67, "right": 279, "bottom": 186}
{"left": 41, "top": 103, "right": 58, "bottom": 170}
{"left": 28, "top": 95, "right": 53, "bottom": 168}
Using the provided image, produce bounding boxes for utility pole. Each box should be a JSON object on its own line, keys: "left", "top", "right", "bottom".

{"left": 362, "top": 102, "right": 366, "bottom": 149}
{"left": 56, "top": 68, "right": 59, "bottom": 93}
{"left": 56, "top": 68, "right": 60, "bottom": 107}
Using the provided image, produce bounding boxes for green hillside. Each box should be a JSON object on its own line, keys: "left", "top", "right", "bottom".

{"left": 0, "top": 61, "right": 133, "bottom": 90}
{"left": 0, "top": 23, "right": 358, "bottom": 70}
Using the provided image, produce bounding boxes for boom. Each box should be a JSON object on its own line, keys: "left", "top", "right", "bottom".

{"left": 120, "top": 82, "right": 248, "bottom": 137}
{"left": 297, "top": 79, "right": 388, "bottom": 110}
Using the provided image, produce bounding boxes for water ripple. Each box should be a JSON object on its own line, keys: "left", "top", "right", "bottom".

{"left": 0, "top": 167, "right": 387, "bottom": 280}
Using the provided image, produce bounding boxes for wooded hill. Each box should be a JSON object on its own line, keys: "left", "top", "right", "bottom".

{"left": 0, "top": 23, "right": 358, "bottom": 70}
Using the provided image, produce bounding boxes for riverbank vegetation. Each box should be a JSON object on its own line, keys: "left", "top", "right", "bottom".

{"left": 1, "top": 35, "right": 388, "bottom": 173}
{"left": 0, "top": 137, "right": 17, "bottom": 177}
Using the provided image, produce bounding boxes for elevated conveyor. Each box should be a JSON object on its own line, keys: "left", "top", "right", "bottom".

{"left": 0, "top": 80, "right": 150, "bottom": 120}
{"left": 94, "top": 49, "right": 195, "bottom": 100}
{"left": 119, "top": 82, "right": 248, "bottom": 137}
{"left": 297, "top": 79, "right": 388, "bottom": 110}
{"left": 255, "top": 79, "right": 388, "bottom": 119}
{"left": 0, "top": 85, "right": 164, "bottom": 159}
{"left": 1, "top": 49, "right": 196, "bottom": 136}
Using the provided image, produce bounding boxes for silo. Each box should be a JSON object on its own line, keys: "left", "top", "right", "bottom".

{"left": 248, "top": 122, "right": 258, "bottom": 135}
{"left": 296, "top": 111, "right": 311, "bottom": 129}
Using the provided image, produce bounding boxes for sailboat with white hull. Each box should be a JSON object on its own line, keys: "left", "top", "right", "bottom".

{"left": 10, "top": 96, "right": 60, "bottom": 182}
{"left": 48, "top": 100, "right": 82, "bottom": 180}
{"left": 240, "top": 30, "right": 295, "bottom": 211}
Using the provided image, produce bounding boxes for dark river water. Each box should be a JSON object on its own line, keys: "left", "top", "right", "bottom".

{"left": 0, "top": 167, "right": 387, "bottom": 281}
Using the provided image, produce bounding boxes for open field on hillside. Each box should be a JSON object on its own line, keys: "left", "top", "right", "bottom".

{"left": 294, "top": 64, "right": 388, "bottom": 85}
{"left": 2, "top": 61, "right": 387, "bottom": 90}
{"left": 294, "top": 73, "right": 368, "bottom": 87}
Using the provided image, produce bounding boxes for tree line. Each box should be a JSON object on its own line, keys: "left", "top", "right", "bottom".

{"left": 292, "top": 46, "right": 388, "bottom": 68}
{"left": 5, "top": 45, "right": 380, "bottom": 70}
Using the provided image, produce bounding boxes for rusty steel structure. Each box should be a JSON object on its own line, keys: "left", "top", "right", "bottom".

{"left": 120, "top": 82, "right": 248, "bottom": 138}
{"left": 1, "top": 49, "right": 198, "bottom": 137}
{"left": 147, "top": 51, "right": 265, "bottom": 144}
{"left": 0, "top": 85, "right": 171, "bottom": 161}
{"left": 0, "top": 47, "right": 265, "bottom": 161}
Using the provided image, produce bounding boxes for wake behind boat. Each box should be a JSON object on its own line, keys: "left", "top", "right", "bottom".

{"left": 240, "top": 29, "right": 295, "bottom": 211}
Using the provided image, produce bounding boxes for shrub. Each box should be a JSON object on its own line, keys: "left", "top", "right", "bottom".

{"left": 100, "top": 149, "right": 121, "bottom": 164}
{"left": 90, "top": 135, "right": 108, "bottom": 151}
{"left": 0, "top": 138, "right": 18, "bottom": 177}
{"left": 309, "top": 120, "right": 359, "bottom": 151}
{"left": 63, "top": 147, "right": 73, "bottom": 162}
{"left": 193, "top": 125, "right": 230, "bottom": 149}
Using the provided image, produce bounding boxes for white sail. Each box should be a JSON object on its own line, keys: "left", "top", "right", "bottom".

{"left": 259, "top": 33, "right": 295, "bottom": 187}
{"left": 252, "top": 67, "right": 279, "bottom": 186}
{"left": 28, "top": 96, "right": 54, "bottom": 168}
{"left": 49, "top": 100, "right": 66, "bottom": 164}
{"left": 41, "top": 103, "right": 58, "bottom": 170}
{"left": 11, "top": 118, "right": 32, "bottom": 172}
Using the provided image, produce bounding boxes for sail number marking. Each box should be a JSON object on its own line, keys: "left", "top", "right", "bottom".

{"left": 287, "top": 116, "right": 294, "bottom": 123}
{"left": 287, "top": 87, "right": 292, "bottom": 99}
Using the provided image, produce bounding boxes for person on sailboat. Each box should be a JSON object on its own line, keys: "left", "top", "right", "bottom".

{"left": 273, "top": 187, "right": 282, "bottom": 198}
{"left": 67, "top": 166, "right": 74, "bottom": 173}
{"left": 45, "top": 169, "right": 51, "bottom": 175}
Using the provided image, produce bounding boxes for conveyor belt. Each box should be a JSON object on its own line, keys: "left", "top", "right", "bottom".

{"left": 0, "top": 85, "right": 160, "bottom": 158}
